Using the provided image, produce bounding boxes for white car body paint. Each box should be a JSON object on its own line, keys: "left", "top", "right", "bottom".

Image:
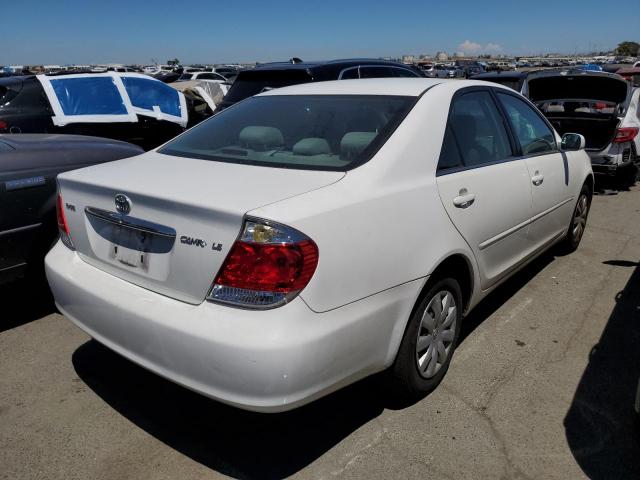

{"left": 46, "top": 78, "right": 593, "bottom": 411}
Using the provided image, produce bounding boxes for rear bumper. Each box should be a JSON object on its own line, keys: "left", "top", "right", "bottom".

{"left": 45, "top": 241, "right": 422, "bottom": 412}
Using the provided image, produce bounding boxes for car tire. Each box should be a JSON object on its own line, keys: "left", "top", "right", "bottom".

{"left": 390, "top": 277, "right": 463, "bottom": 399}
{"left": 557, "top": 182, "right": 591, "bottom": 254}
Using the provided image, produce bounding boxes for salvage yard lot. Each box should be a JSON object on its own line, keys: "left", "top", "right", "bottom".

{"left": 1, "top": 186, "right": 640, "bottom": 479}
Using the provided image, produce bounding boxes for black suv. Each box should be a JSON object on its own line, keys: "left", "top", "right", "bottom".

{"left": 218, "top": 58, "right": 423, "bottom": 110}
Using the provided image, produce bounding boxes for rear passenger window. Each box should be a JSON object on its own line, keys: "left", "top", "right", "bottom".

{"left": 497, "top": 93, "right": 557, "bottom": 155}
{"left": 437, "top": 126, "right": 463, "bottom": 172}
{"left": 449, "top": 91, "right": 513, "bottom": 167}
{"left": 340, "top": 68, "right": 360, "bottom": 79}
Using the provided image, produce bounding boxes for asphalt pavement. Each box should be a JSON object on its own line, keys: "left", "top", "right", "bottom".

{"left": 1, "top": 185, "right": 640, "bottom": 480}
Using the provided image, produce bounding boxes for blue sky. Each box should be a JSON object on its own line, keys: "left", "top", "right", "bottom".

{"left": 3, "top": 0, "right": 634, "bottom": 65}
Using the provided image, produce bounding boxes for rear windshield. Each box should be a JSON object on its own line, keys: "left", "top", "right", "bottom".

{"left": 222, "top": 70, "right": 313, "bottom": 104}
{"left": 159, "top": 94, "right": 416, "bottom": 171}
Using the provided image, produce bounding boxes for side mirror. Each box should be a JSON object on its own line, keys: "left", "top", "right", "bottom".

{"left": 561, "top": 133, "right": 586, "bottom": 151}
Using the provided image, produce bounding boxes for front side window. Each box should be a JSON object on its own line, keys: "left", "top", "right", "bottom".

{"left": 159, "top": 94, "right": 415, "bottom": 171}
{"left": 121, "top": 76, "right": 182, "bottom": 117}
{"left": 497, "top": 92, "right": 557, "bottom": 155}
{"left": 448, "top": 90, "right": 513, "bottom": 168}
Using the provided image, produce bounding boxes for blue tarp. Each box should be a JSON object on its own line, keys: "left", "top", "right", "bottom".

{"left": 122, "top": 76, "right": 181, "bottom": 117}
{"left": 50, "top": 76, "right": 128, "bottom": 116}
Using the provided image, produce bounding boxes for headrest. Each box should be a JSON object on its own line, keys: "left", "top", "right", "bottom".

{"left": 340, "top": 132, "right": 377, "bottom": 159}
{"left": 292, "top": 137, "right": 331, "bottom": 156}
{"left": 239, "top": 126, "right": 284, "bottom": 151}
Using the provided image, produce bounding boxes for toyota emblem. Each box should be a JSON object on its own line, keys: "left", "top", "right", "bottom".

{"left": 115, "top": 194, "right": 132, "bottom": 214}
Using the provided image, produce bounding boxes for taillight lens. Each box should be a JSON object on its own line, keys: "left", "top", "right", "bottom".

{"left": 56, "top": 193, "right": 75, "bottom": 250}
{"left": 208, "top": 219, "right": 318, "bottom": 308}
{"left": 613, "top": 127, "right": 639, "bottom": 143}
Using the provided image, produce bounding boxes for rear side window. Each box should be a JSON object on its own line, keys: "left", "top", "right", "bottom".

{"left": 391, "top": 67, "right": 420, "bottom": 78}
{"left": 159, "top": 94, "right": 416, "bottom": 171}
{"left": 497, "top": 92, "right": 557, "bottom": 155}
{"left": 359, "top": 67, "right": 394, "bottom": 78}
{"left": 50, "top": 76, "right": 127, "bottom": 115}
{"left": 448, "top": 90, "right": 513, "bottom": 168}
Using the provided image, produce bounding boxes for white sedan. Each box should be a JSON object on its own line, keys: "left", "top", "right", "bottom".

{"left": 46, "top": 78, "right": 593, "bottom": 412}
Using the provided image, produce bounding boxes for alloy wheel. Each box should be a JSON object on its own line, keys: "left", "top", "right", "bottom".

{"left": 572, "top": 194, "right": 589, "bottom": 243}
{"left": 416, "top": 290, "right": 457, "bottom": 379}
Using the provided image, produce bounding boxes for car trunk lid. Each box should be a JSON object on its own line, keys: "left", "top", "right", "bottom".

{"left": 57, "top": 151, "right": 344, "bottom": 304}
{"left": 528, "top": 72, "right": 629, "bottom": 105}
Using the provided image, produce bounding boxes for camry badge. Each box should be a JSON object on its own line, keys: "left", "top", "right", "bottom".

{"left": 115, "top": 194, "right": 132, "bottom": 214}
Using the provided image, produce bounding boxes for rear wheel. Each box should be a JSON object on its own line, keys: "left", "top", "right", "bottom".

{"left": 557, "top": 183, "right": 591, "bottom": 254}
{"left": 390, "top": 278, "right": 463, "bottom": 398}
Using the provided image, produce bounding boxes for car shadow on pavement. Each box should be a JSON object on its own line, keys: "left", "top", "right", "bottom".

{"left": 72, "top": 339, "right": 388, "bottom": 480}
{"left": 71, "top": 251, "right": 558, "bottom": 479}
{"left": 564, "top": 261, "right": 640, "bottom": 479}
{"left": 0, "top": 276, "right": 55, "bottom": 333}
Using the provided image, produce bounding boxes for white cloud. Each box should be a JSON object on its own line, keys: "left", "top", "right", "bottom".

{"left": 458, "top": 40, "right": 503, "bottom": 55}
{"left": 459, "top": 40, "right": 483, "bottom": 54}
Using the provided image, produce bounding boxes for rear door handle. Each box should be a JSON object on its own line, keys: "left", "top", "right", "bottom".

{"left": 532, "top": 173, "right": 544, "bottom": 186}
{"left": 453, "top": 192, "right": 475, "bottom": 208}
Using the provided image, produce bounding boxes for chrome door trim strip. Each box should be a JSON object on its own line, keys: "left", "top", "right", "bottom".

{"left": 479, "top": 196, "right": 574, "bottom": 250}
{"left": 0, "top": 223, "right": 42, "bottom": 237}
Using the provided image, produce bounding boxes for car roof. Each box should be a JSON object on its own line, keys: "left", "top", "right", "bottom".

{"left": 256, "top": 78, "right": 489, "bottom": 97}
{"left": 251, "top": 58, "right": 413, "bottom": 72}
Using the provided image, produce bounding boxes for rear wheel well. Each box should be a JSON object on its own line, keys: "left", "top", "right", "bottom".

{"left": 428, "top": 255, "right": 473, "bottom": 314}
{"left": 585, "top": 174, "right": 594, "bottom": 194}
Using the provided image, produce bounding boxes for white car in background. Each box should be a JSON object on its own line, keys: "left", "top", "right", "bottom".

{"left": 46, "top": 79, "right": 593, "bottom": 412}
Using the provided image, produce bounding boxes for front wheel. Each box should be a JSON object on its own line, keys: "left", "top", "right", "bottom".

{"left": 390, "top": 278, "right": 463, "bottom": 398}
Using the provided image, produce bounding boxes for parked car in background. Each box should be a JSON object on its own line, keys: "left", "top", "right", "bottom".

{"left": 455, "top": 60, "right": 486, "bottom": 78}
{"left": 0, "top": 72, "right": 187, "bottom": 150}
{"left": 217, "top": 58, "right": 421, "bottom": 110}
{"left": 177, "top": 71, "right": 228, "bottom": 82}
{"left": 528, "top": 70, "right": 638, "bottom": 185}
{"left": 419, "top": 63, "right": 436, "bottom": 77}
{"left": 616, "top": 67, "right": 640, "bottom": 87}
{"left": 0, "top": 134, "right": 142, "bottom": 285}
{"left": 471, "top": 71, "right": 530, "bottom": 93}
{"left": 47, "top": 78, "right": 593, "bottom": 412}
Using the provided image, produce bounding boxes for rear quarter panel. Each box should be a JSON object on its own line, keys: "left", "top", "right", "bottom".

{"left": 249, "top": 83, "right": 480, "bottom": 314}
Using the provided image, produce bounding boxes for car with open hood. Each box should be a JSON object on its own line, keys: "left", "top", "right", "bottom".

{"left": 474, "top": 70, "right": 638, "bottom": 185}
{"left": 527, "top": 70, "right": 638, "bottom": 184}
{"left": 46, "top": 78, "right": 593, "bottom": 412}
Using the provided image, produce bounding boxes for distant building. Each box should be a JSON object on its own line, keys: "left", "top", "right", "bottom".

{"left": 436, "top": 52, "right": 449, "bottom": 61}
{"left": 454, "top": 52, "right": 465, "bottom": 58}
{"left": 402, "top": 55, "right": 416, "bottom": 64}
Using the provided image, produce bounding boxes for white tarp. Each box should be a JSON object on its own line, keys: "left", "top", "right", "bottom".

{"left": 36, "top": 72, "right": 188, "bottom": 127}
{"left": 171, "top": 80, "right": 225, "bottom": 113}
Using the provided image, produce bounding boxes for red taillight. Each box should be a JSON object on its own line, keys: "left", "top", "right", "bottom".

{"left": 56, "top": 193, "right": 74, "bottom": 249}
{"left": 0, "top": 120, "right": 8, "bottom": 131}
{"left": 613, "top": 127, "right": 639, "bottom": 143}
{"left": 208, "top": 219, "right": 318, "bottom": 308}
{"left": 215, "top": 240, "right": 318, "bottom": 293}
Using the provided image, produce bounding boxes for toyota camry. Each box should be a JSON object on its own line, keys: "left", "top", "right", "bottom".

{"left": 46, "top": 78, "right": 593, "bottom": 412}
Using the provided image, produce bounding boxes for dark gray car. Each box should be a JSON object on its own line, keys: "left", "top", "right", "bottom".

{"left": 0, "top": 134, "right": 143, "bottom": 284}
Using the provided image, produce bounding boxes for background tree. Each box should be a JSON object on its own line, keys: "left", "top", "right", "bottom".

{"left": 615, "top": 41, "right": 640, "bottom": 56}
